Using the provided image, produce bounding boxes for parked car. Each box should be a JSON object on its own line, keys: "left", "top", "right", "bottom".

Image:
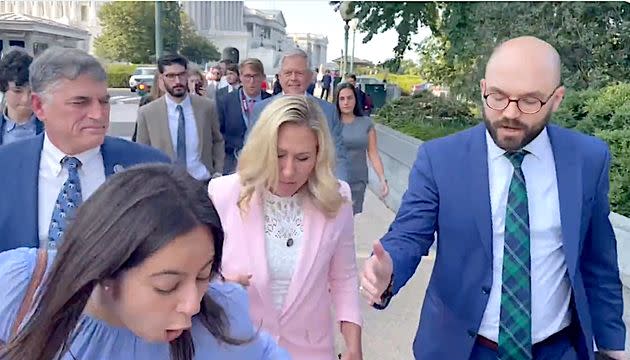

{"left": 136, "top": 78, "right": 154, "bottom": 97}
{"left": 129, "top": 66, "right": 156, "bottom": 92}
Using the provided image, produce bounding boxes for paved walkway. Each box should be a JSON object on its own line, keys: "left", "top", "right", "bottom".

{"left": 336, "top": 188, "right": 433, "bottom": 359}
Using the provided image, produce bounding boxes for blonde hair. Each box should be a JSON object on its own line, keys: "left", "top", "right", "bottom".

{"left": 237, "top": 96, "right": 345, "bottom": 217}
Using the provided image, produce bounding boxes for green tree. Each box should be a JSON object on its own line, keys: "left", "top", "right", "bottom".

{"left": 345, "top": 2, "right": 629, "bottom": 100}
{"left": 179, "top": 13, "right": 220, "bottom": 65}
{"left": 94, "top": 1, "right": 183, "bottom": 63}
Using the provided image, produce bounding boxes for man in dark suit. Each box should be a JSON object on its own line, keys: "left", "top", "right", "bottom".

{"left": 0, "top": 47, "right": 169, "bottom": 252}
{"left": 0, "top": 48, "right": 44, "bottom": 145}
{"left": 218, "top": 58, "right": 271, "bottom": 175}
{"left": 361, "top": 36, "right": 627, "bottom": 359}
{"left": 249, "top": 49, "right": 349, "bottom": 181}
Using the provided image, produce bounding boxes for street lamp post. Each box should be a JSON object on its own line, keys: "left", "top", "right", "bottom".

{"left": 154, "top": 0, "right": 163, "bottom": 60}
{"left": 339, "top": 2, "right": 354, "bottom": 77}
{"left": 350, "top": 18, "right": 358, "bottom": 74}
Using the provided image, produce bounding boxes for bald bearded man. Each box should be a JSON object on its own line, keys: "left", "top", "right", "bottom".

{"left": 360, "top": 36, "right": 627, "bottom": 360}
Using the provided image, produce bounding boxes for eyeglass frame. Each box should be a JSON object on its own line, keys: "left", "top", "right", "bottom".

{"left": 482, "top": 84, "right": 562, "bottom": 114}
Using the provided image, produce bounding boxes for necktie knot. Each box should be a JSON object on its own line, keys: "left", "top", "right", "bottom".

{"left": 176, "top": 104, "right": 183, "bottom": 113}
{"left": 61, "top": 156, "right": 82, "bottom": 170}
{"left": 504, "top": 150, "right": 527, "bottom": 169}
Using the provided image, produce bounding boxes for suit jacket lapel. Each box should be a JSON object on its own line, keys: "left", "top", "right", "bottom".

{"left": 280, "top": 197, "right": 326, "bottom": 317}
{"left": 246, "top": 194, "right": 277, "bottom": 316}
{"left": 469, "top": 123, "right": 494, "bottom": 261}
{"left": 156, "top": 97, "right": 175, "bottom": 158}
{"left": 23, "top": 134, "right": 45, "bottom": 246}
{"left": 101, "top": 136, "right": 124, "bottom": 177}
{"left": 548, "top": 125, "right": 581, "bottom": 278}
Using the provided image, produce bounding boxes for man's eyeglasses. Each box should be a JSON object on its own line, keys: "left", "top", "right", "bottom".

{"left": 241, "top": 74, "right": 261, "bottom": 82}
{"left": 163, "top": 71, "right": 187, "bottom": 81}
{"left": 483, "top": 85, "right": 561, "bottom": 114}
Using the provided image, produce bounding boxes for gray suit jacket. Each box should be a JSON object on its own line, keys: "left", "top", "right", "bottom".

{"left": 135, "top": 94, "right": 225, "bottom": 175}
{"left": 250, "top": 94, "right": 349, "bottom": 181}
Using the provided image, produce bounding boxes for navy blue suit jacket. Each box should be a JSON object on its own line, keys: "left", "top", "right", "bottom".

{"left": 218, "top": 89, "right": 271, "bottom": 153}
{"left": 250, "top": 94, "right": 349, "bottom": 181}
{"left": 0, "top": 113, "right": 44, "bottom": 145}
{"left": 0, "top": 134, "right": 171, "bottom": 252}
{"left": 380, "top": 123, "right": 625, "bottom": 359}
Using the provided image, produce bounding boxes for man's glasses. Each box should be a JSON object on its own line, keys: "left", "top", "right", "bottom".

{"left": 483, "top": 85, "right": 561, "bottom": 114}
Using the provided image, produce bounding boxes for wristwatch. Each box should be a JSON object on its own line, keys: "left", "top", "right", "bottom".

{"left": 372, "top": 275, "right": 394, "bottom": 310}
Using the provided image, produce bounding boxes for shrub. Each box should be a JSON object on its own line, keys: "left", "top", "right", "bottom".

{"left": 105, "top": 63, "right": 137, "bottom": 88}
{"left": 576, "top": 83, "right": 630, "bottom": 134}
{"left": 553, "top": 88, "right": 600, "bottom": 129}
{"left": 596, "top": 129, "right": 630, "bottom": 217}
{"left": 374, "top": 91, "right": 478, "bottom": 141}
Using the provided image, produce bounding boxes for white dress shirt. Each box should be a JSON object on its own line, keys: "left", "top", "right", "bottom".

{"left": 164, "top": 95, "right": 210, "bottom": 181}
{"left": 478, "top": 128, "right": 572, "bottom": 343}
{"left": 38, "top": 135, "right": 105, "bottom": 247}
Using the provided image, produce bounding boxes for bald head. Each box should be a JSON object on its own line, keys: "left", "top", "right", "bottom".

{"left": 486, "top": 36, "right": 562, "bottom": 87}
{"left": 481, "top": 36, "right": 566, "bottom": 152}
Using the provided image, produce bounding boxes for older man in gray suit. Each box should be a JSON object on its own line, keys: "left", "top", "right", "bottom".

{"left": 249, "top": 49, "right": 349, "bottom": 181}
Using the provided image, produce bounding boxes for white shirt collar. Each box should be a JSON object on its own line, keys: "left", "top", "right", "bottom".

{"left": 165, "top": 93, "right": 191, "bottom": 109}
{"left": 42, "top": 134, "right": 101, "bottom": 176}
{"left": 486, "top": 126, "right": 550, "bottom": 161}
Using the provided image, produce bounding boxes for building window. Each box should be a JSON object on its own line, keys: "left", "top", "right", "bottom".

{"left": 9, "top": 40, "right": 25, "bottom": 48}
{"left": 246, "top": 23, "right": 253, "bottom": 35}
{"left": 81, "top": 5, "right": 89, "bottom": 21}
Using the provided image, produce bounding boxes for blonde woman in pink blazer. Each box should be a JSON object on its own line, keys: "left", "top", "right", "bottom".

{"left": 208, "top": 95, "right": 363, "bottom": 360}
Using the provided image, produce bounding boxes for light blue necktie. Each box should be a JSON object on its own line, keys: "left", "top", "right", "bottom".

{"left": 48, "top": 157, "right": 83, "bottom": 248}
{"left": 176, "top": 104, "right": 187, "bottom": 166}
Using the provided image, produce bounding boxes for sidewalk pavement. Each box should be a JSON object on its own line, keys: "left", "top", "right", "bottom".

{"left": 334, "top": 188, "right": 434, "bottom": 359}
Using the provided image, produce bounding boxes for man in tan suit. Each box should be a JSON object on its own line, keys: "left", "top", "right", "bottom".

{"left": 136, "top": 54, "right": 224, "bottom": 182}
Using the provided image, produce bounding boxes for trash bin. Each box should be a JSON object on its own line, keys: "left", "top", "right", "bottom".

{"left": 364, "top": 84, "right": 387, "bottom": 110}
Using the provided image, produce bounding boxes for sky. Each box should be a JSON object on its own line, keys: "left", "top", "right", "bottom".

{"left": 244, "top": 0, "right": 431, "bottom": 65}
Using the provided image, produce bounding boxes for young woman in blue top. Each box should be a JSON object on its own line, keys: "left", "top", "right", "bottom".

{"left": 0, "top": 164, "right": 289, "bottom": 360}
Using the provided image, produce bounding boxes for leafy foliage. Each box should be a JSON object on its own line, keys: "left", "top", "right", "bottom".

{"left": 374, "top": 91, "right": 478, "bottom": 140}
{"left": 346, "top": 2, "right": 629, "bottom": 100}
{"left": 596, "top": 129, "right": 630, "bottom": 217}
{"left": 105, "top": 64, "right": 137, "bottom": 88}
{"left": 94, "top": 1, "right": 219, "bottom": 64}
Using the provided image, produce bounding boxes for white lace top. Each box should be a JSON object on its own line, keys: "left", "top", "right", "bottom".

{"left": 263, "top": 191, "right": 304, "bottom": 311}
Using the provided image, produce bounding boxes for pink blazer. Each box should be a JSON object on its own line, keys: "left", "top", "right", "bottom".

{"left": 208, "top": 174, "right": 362, "bottom": 359}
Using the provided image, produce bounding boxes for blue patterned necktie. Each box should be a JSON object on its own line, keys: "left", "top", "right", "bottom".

{"left": 48, "top": 156, "right": 83, "bottom": 248}
{"left": 498, "top": 150, "right": 532, "bottom": 360}
{"left": 176, "top": 104, "right": 187, "bottom": 166}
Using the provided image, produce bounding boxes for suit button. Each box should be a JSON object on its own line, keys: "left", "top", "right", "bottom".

{"left": 468, "top": 329, "right": 476, "bottom": 338}
{"left": 482, "top": 286, "right": 490, "bottom": 294}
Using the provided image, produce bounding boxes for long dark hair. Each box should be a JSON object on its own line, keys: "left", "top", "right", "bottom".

{"left": 2, "top": 164, "right": 247, "bottom": 360}
{"left": 335, "top": 82, "right": 363, "bottom": 117}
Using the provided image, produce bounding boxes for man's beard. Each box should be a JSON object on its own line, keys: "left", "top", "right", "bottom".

{"left": 166, "top": 84, "right": 187, "bottom": 98}
{"left": 482, "top": 107, "right": 552, "bottom": 151}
